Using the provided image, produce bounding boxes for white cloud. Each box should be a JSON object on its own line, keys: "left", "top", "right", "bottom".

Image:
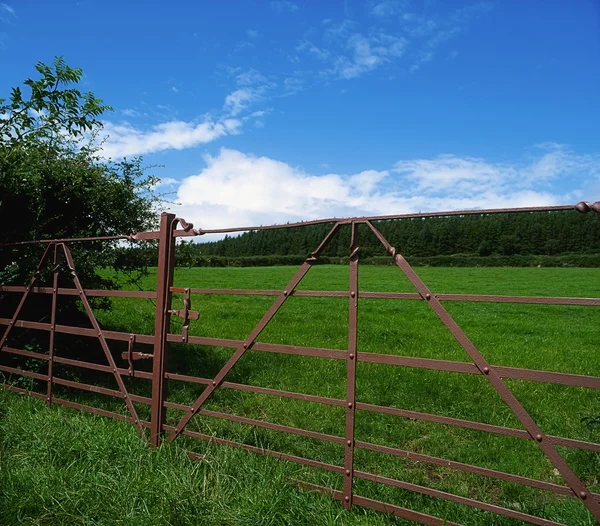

{"left": 0, "top": 3, "right": 15, "bottom": 17}
{"left": 223, "top": 88, "right": 258, "bottom": 116}
{"left": 331, "top": 33, "right": 406, "bottom": 79}
{"left": 172, "top": 145, "right": 599, "bottom": 236}
{"left": 270, "top": 1, "right": 298, "bottom": 13}
{"left": 98, "top": 119, "right": 241, "bottom": 158}
{"left": 222, "top": 70, "right": 276, "bottom": 117}
{"left": 291, "top": 2, "right": 491, "bottom": 80}
{"left": 369, "top": 0, "right": 406, "bottom": 18}
{"left": 246, "top": 29, "right": 259, "bottom": 39}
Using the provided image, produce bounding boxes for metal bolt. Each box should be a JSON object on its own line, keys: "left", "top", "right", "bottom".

{"left": 535, "top": 434, "right": 542, "bottom": 442}
{"left": 425, "top": 293, "right": 431, "bottom": 300}
{"left": 575, "top": 201, "right": 591, "bottom": 213}
{"left": 53, "top": 288, "right": 57, "bottom": 293}
{"left": 579, "top": 491, "right": 587, "bottom": 499}
{"left": 46, "top": 397, "right": 51, "bottom": 402}
{"left": 346, "top": 469, "right": 351, "bottom": 476}
{"left": 283, "top": 290, "right": 288, "bottom": 296}
{"left": 347, "top": 440, "right": 352, "bottom": 446}
{"left": 349, "top": 353, "right": 354, "bottom": 359}
{"left": 483, "top": 367, "right": 490, "bottom": 374}
{"left": 78, "top": 290, "right": 83, "bottom": 295}
{"left": 113, "top": 368, "right": 117, "bottom": 373}
{"left": 182, "top": 336, "right": 186, "bottom": 342}
{"left": 212, "top": 381, "right": 216, "bottom": 386}
{"left": 135, "top": 420, "right": 139, "bottom": 425}
{"left": 350, "top": 291, "right": 356, "bottom": 298}
{"left": 348, "top": 402, "right": 353, "bottom": 408}
{"left": 243, "top": 343, "right": 247, "bottom": 348}
{"left": 344, "top": 496, "right": 350, "bottom": 502}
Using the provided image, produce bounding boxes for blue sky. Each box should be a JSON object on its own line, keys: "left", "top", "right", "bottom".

{"left": 1, "top": 0, "right": 600, "bottom": 231}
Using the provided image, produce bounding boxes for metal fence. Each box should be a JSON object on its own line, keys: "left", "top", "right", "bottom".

{"left": 1, "top": 201, "right": 599, "bottom": 526}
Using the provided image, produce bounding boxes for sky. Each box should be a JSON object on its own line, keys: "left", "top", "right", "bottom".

{"left": 1, "top": 0, "right": 600, "bottom": 234}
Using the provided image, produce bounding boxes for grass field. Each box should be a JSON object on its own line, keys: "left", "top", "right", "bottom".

{"left": 1, "top": 265, "right": 599, "bottom": 525}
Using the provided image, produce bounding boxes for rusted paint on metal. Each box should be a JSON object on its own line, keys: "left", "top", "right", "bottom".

{"left": 343, "top": 222, "right": 359, "bottom": 509}
{"left": 46, "top": 244, "right": 59, "bottom": 407}
{"left": 150, "top": 212, "right": 177, "bottom": 447}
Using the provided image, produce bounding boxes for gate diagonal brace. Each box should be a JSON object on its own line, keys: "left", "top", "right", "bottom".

{"left": 165, "top": 222, "right": 343, "bottom": 444}
{"left": 61, "top": 244, "right": 146, "bottom": 439}
{"left": 0, "top": 243, "right": 53, "bottom": 351}
{"left": 365, "top": 220, "right": 600, "bottom": 522}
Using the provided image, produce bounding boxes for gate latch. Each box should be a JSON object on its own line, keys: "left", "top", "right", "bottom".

{"left": 169, "top": 287, "right": 199, "bottom": 343}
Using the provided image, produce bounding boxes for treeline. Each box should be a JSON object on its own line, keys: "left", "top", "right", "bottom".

{"left": 114, "top": 211, "right": 600, "bottom": 267}
{"left": 194, "top": 211, "right": 600, "bottom": 259}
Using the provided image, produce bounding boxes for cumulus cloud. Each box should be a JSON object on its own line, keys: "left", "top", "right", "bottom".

{"left": 172, "top": 145, "right": 600, "bottom": 236}
{"left": 98, "top": 119, "right": 241, "bottom": 158}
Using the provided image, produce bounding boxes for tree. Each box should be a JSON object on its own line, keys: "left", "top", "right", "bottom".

{"left": 0, "top": 57, "right": 160, "bottom": 290}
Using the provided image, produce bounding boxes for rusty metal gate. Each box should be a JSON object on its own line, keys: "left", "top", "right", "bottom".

{"left": 1, "top": 201, "right": 600, "bottom": 526}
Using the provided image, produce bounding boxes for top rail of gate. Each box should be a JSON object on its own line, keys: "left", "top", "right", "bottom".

{"left": 1, "top": 201, "right": 598, "bottom": 246}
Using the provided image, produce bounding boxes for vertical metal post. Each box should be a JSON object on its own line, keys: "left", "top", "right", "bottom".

{"left": 47, "top": 243, "right": 59, "bottom": 407}
{"left": 344, "top": 222, "right": 359, "bottom": 509}
{"left": 150, "top": 212, "right": 176, "bottom": 447}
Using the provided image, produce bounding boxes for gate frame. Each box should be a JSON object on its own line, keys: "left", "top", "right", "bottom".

{"left": 1, "top": 200, "right": 599, "bottom": 525}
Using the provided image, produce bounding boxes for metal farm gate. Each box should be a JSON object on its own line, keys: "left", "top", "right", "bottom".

{"left": 1, "top": 202, "right": 599, "bottom": 525}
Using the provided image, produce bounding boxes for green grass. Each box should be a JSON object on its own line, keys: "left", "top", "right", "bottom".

{"left": 1, "top": 265, "right": 599, "bottom": 525}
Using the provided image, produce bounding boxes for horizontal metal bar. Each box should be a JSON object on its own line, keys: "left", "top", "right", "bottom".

{"left": 0, "top": 364, "right": 48, "bottom": 381}
{"left": 436, "top": 293, "right": 600, "bottom": 306}
{"left": 0, "top": 318, "right": 156, "bottom": 345}
{"left": 0, "top": 383, "right": 151, "bottom": 427}
{"left": 175, "top": 427, "right": 344, "bottom": 474}
{"left": 53, "top": 356, "right": 153, "bottom": 380}
{"left": 192, "top": 204, "right": 579, "bottom": 235}
{"left": 0, "top": 286, "right": 157, "bottom": 299}
{"left": 190, "top": 408, "right": 346, "bottom": 445}
{"left": 1, "top": 346, "right": 49, "bottom": 361}
{"left": 52, "top": 376, "right": 126, "bottom": 399}
{"left": 2, "top": 383, "right": 47, "bottom": 400}
{"left": 354, "top": 470, "right": 567, "bottom": 526}
{"left": 358, "top": 352, "right": 478, "bottom": 373}
{"left": 356, "top": 402, "right": 600, "bottom": 453}
{"left": 219, "top": 379, "right": 347, "bottom": 407}
{"left": 174, "top": 288, "right": 600, "bottom": 306}
{"left": 354, "top": 440, "right": 583, "bottom": 499}
{"left": 293, "top": 479, "right": 459, "bottom": 526}
{"left": 358, "top": 352, "right": 600, "bottom": 389}
{"left": 51, "top": 396, "right": 150, "bottom": 427}
{"left": 3, "top": 319, "right": 598, "bottom": 390}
